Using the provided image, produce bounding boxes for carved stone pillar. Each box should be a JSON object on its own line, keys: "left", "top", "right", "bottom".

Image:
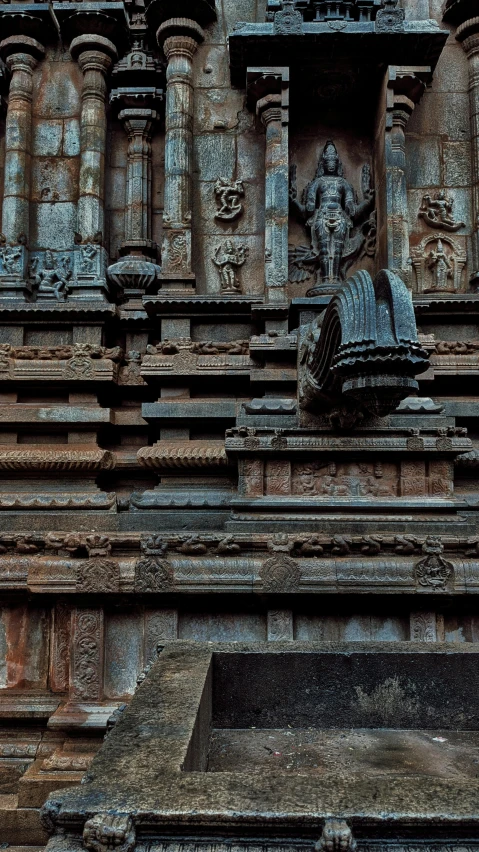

{"left": 248, "top": 68, "right": 289, "bottom": 304}
{"left": 383, "top": 66, "right": 428, "bottom": 285}
{"left": 0, "top": 36, "right": 45, "bottom": 297}
{"left": 70, "top": 34, "right": 117, "bottom": 298}
{"left": 456, "top": 19, "right": 479, "bottom": 284}
{"left": 156, "top": 18, "right": 204, "bottom": 288}
{"left": 108, "top": 109, "right": 162, "bottom": 299}
{"left": 123, "top": 110, "right": 157, "bottom": 254}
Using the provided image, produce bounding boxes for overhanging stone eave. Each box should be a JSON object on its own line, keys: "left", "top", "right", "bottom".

{"left": 228, "top": 23, "right": 449, "bottom": 88}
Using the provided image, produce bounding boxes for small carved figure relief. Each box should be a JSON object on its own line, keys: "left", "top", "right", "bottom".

{"left": 0, "top": 236, "right": 22, "bottom": 275}
{"left": 411, "top": 234, "right": 466, "bottom": 294}
{"left": 79, "top": 242, "right": 100, "bottom": 273}
{"left": 30, "top": 250, "right": 72, "bottom": 300}
{"left": 83, "top": 813, "right": 136, "bottom": 852}
{"left": 418, "top": 191, "right": 465, "bottom": 232}
{"left": 212, "top": 241, "right": 247, "bottom": 293}
{"left": 292, "top": 461, "right": 397, "bottom": 497}
{"left": 289, "top": 141, "right": 375, "bottom": 294}
{"left": 214, "top": 178, "right": 245, "bottom": 221}
{"left": 414, "top": 537, "right": 454, "bottom": 590}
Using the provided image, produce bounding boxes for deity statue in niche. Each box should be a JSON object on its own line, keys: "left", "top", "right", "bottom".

{"left": 289, "top": 140, "right": 376, "bottom": 294}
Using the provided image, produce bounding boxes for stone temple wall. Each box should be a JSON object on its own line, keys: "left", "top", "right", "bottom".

{"left": 0, "top": 0, "right": 478, "bottom": 845}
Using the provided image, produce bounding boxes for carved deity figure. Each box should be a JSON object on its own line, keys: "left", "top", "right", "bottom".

{"left": 289, "top": 141, "right": 375, "bottom": 294}
{"left": 80, "top": 242, "right": 99, "bottom": 274}
{"left": 0, "top": 243, "right": 22, "bottom": 275}
{"left": 419, "top": 190, "right": 465, "bottom": 232}
{"left": 426, "top": 239, "right": 454, "bottom": 292}
{"left": 212, "top": 240, "right": 247, "bottom": 292}
{"left": 30, "top": 250, "right": 72, "bottom": 300}
{"left": 214, "top": 178, "right": 245, "bottom": 221}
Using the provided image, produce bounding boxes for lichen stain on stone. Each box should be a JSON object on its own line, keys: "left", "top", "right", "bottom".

{"left": 354, "top": 676, "right": 420, "bottom": 726}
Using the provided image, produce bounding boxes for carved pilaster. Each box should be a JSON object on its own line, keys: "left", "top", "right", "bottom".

{"left": 157, "top": 18, "right": 204, "bottom": 288}
{"left": 108, "top": 109, "right": 162, "bottom": 299}
{"left": 248, "top": 68, "right": 289, "bottom": 304}
{"left": 0, "top": 36, "right": 45, "bottom": 298}
{"left": 384, "top": 66, "right": 429, "bottom": 285}
{"left": 70, "top": 35, "right": 117, "bottom": 300}
{"left": 456, "top": 20, "right": 479, "bottom": 284}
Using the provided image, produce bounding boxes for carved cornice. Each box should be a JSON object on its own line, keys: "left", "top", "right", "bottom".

{"left": 0, "top": 445, "right": 114, "bottom": 471}
{"left": 137, "top": 441, "right": 229, "bottom": 468}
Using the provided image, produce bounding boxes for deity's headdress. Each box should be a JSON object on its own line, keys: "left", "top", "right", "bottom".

{"left": 316, "top": 140, "right": 343, "bottom": 177}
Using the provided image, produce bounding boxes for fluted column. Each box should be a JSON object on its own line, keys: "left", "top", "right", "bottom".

{"left": 157, "top": 18, "right": 204, "bottom": 286}
{"left": 248, "top": 68, "right": 289, "bottom": 305}
{"left": 456, "top": 19, "right": 479, "bottom": 284}
{"left": 70, "top": 35, "right": 117, "bottom": 243}
{"left": 0, "top": 35, "right": 44, "bottom": 291}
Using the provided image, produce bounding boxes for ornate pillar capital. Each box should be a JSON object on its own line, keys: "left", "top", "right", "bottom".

{"left": 156, "top": 17, "right": 204, "bottom": 54}
{"left": 456, "top": 18, "right": 479, "bottom": 55}
{"left": 0, "top": 34, "right": 45, "bottom": 66}
{"left": 70, "top": 34, "right": 118, "bottom": 72}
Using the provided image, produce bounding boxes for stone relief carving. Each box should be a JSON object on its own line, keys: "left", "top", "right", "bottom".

{"left": 292, "top": 461, "right": 397, "bottom": 497}
{"left": 410, "top": 611, "right": 437, "bottom": 641}
{"left": 169, "top": 232, "right": 188, "bottom": 270}
{"left": 71, "top": 610, "right": 102, "bottom": 701}
{"left": 411, "top": 234, "right": 466, "bottom": 293}
{"left": 79, "top": 242, "right": 100, "bottom": 273}
{"left": 77, "top": 535, "right": 120, "bottom": 593}
{"left": 83, "top": 813, "right": 136, "bottom": 852}
{"left": 135, "top": 535, "right": 174, "bottom": 592}
{"left": 214, "top": 178, "right": 245, "bottom": 221}
{"left": 289, "top": 141, "right": 375, "bottom": 294}
{"left": 375, "top": 0, "right": 405, "bottom": 31}
{"left": 316, "top": 818, "right": 357, "bottom": 852}
{"left": 30, "top": 250, "right": 72, "bottom": 300}
{"left": 272, "top": 0, "right": 304, "bottom": 33}
{"left": 260, "top": 534, "right": 301, "bottom": 592}
{"left": 267, "top": 0, "right": 393, "bottom": 23}
{"left": 0, "top": 236, "right": 23, "bottom": 275}
{"left": 418, "top": 190, "right": 465, "bottom": 232}
{"left": 414, "top": 537, "right": 454, "bottom": 590}
{"left": 212, "top": 241, "right": 248, "bottom": 292}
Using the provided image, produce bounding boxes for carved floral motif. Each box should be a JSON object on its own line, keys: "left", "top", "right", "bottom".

{"left": 260, "top": 535, "right": 301, "bottom": 592}
{"left": 71, "top": 610, "right": 103, "bottom": 701}
{"left": 135, "top": 536, "right": 174, "bottom": 592}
